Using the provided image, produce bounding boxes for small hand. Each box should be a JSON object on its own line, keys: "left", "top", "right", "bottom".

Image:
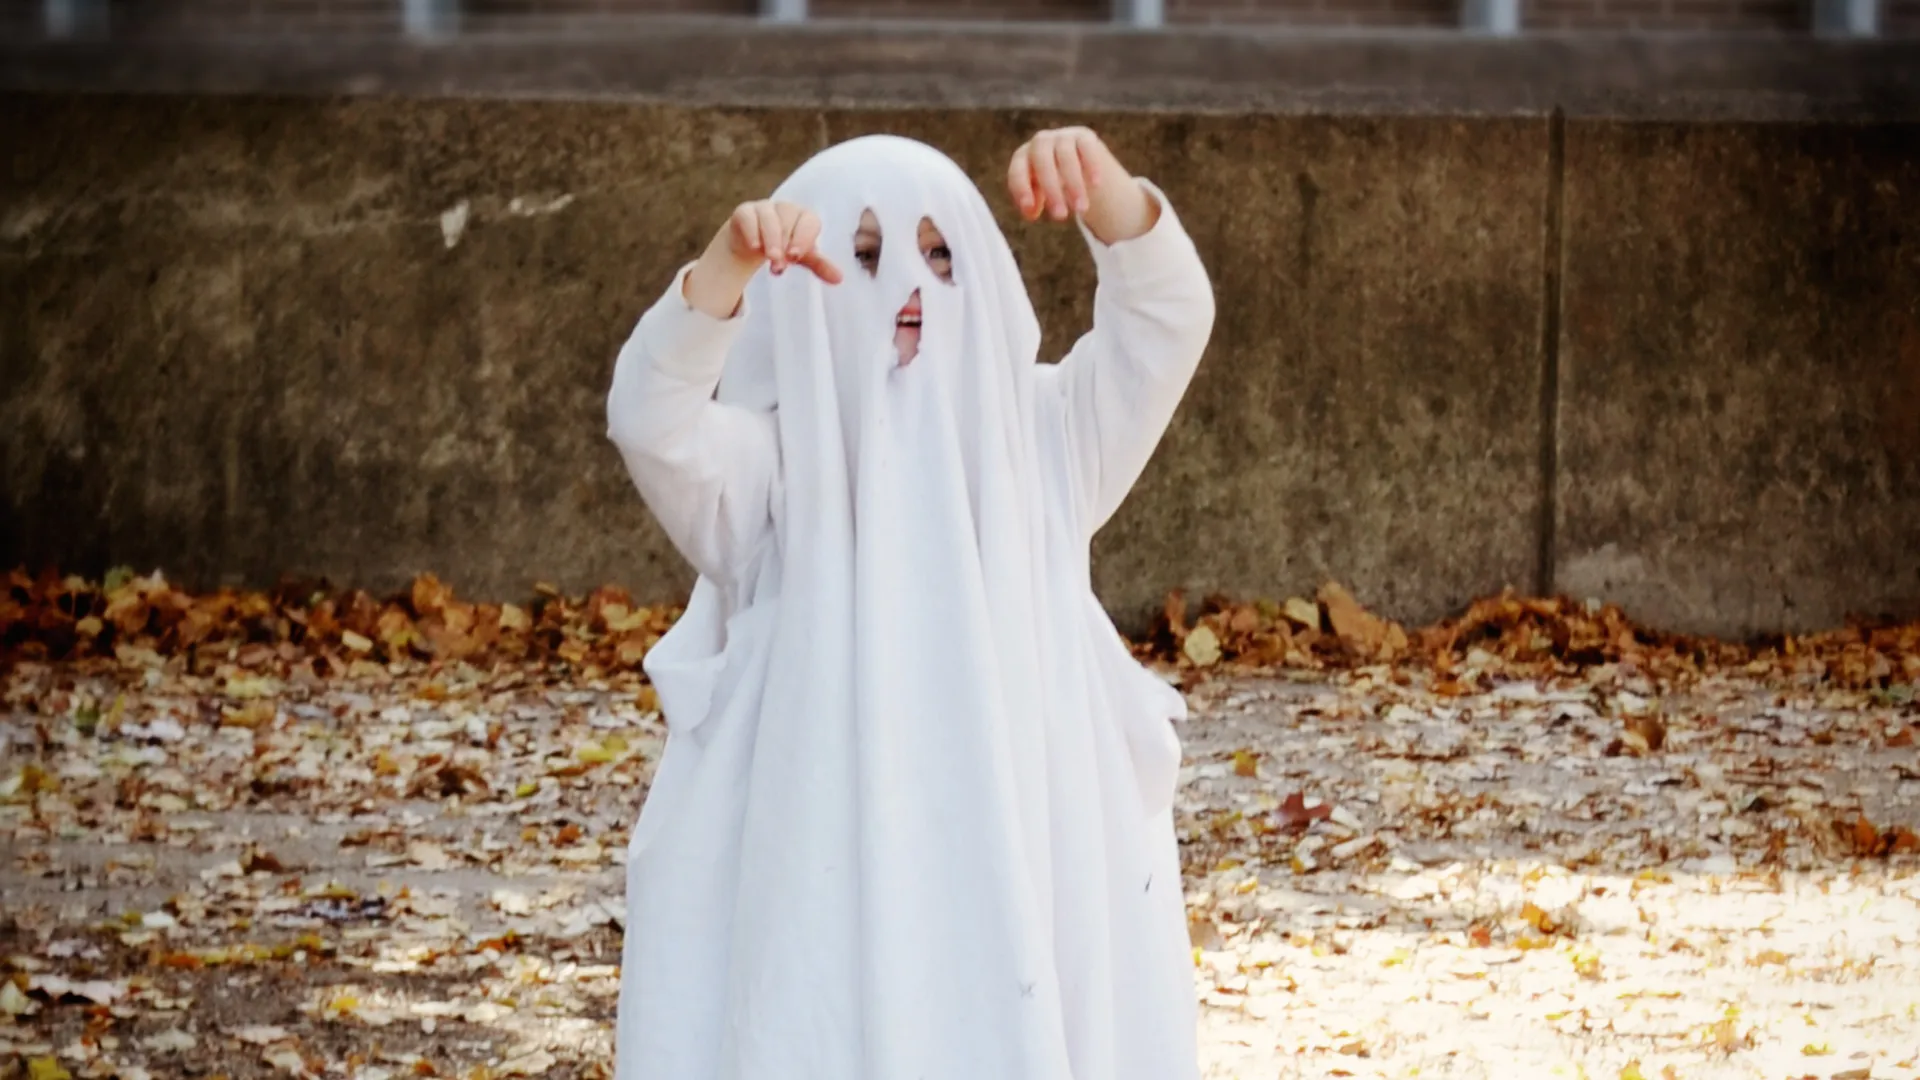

{"left": 720, "top": 200, "right": 843, "bottom": 282}
{"left": 1006, "top": 127, "right": 1157, "bottom": 245}
{"left": 685, "top": 199, "right": 842, "bottom": 319}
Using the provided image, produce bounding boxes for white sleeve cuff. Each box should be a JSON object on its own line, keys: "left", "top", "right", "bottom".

{"left": 634, "top": 262, "right": 749, "bottom": 385}
{"left": 1079, "top": 178, "right": 1194, "bottom": 284}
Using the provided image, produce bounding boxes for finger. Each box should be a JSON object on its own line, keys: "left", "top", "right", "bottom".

{"left": 1030, "top": 133, "right": 1068, "bottom": 220}
{"left": 1053, "top": 135, "right": 1090, "bottom": 215}
{"left": 732, "top": 203, "right": 764, "bottom": 260}
{"left": 755, "top": 202, "right": 786, "bottom": 272}
{"left": 799, "top": 250, "right": 844, "bottom": 285}
{"left": 1071, "top": 129, "right": 1106, "bottom": 192}
{"left": 1006, "top": 142, "right": 1039, "bottom": 220}
{"left": 787, "top": 208, "right": 822, "bottom": 262}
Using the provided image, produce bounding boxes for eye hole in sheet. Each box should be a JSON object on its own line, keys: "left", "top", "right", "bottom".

{"left": 853, "top": 209, "right": 882, "bottom": 277}
{"left": 918, "top": 216, "right": 954, "bottom": 284}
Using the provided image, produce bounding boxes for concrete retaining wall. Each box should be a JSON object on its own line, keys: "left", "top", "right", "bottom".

{"left": 3, "top": 93, "right": 1915, "bottom": 636}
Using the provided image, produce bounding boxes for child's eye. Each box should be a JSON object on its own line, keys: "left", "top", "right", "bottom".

{"left": 925, "top": 245, "right": 954, "bottom": 283}
{"left": 855, "top": 248, "right": 880, "bottom": 274}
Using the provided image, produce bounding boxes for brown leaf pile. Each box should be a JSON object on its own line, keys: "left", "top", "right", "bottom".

{"left": 4, "top": 568, "right": 1917, "bottom": 692}
{"left": 1144, "top": 586, "right": 1920, "bottom": 690}
{"left": 0, "top": 568, "right": 678, "bottom": 681}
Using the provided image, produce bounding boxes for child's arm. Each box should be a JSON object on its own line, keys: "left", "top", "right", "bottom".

{"left": 606, "top": 200, "right": 842, "bottom": 583}
{"left": 1010, "top": 128, "right": 1217, "bottom": 533}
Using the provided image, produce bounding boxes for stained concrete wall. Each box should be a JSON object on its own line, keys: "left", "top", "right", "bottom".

{"left": 1555, "top": 122, "right": 1920, "bottom": 637}
{"left": 2, "top": 93, "right": 1916, "bottom": 636}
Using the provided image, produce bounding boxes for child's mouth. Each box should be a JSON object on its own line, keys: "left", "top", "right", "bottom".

{"left": 893, "top": 290, "right": 923, "bottom": 366}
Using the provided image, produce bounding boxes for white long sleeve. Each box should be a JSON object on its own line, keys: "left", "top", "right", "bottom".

{"left": 606, "top": 265, "right": 779, "bottom": 587}
{"left": 1042, "top": 180, "right": 1217, "bottom": 535}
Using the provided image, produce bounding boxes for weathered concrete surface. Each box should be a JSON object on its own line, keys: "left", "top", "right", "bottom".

{"left": 1081, "top": 113, "right": 1547, "bottom": 626}
{"left": 3, "top": 94, "right": 1917, "bottom": 635}
{"left": 1554, "top": 121, "right": 1920, "bottom": 636}
{"left": 0, "top": 95, "right": 1547, "bottom": 628}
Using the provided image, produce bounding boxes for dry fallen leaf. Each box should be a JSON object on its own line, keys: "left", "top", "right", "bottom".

{"left": 1318, "top": 582, "right": 1408, "bottom": 660}
{"left": 1184, "top": 625, "right": 1223, "bottom": 668}
{"left": 1281, "top": 597, "right": 1321, "bottom": 629}
{"left": 496, "top": 1049, "right": 558, "bottom": 1077}
{"left": 406, "top": 842, "right": 451, "bottom": 871}
{"left": 1276, "top": 791, "right": 1334, "bottom": 830}
{"left": 0, "top": 980, "right": 35, "bottom": 1016}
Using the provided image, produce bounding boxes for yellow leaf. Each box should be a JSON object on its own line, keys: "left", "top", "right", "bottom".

{"left": 514, "top": 781, "right": 539, "bottom": 798}
{"left": 341, "top": 630, "right": 374, "bottom": 653}
{"left": 0, "top": 980, "right": 32, "bottom": 1016}
{"left": 1282, "top": 597, "right": 1321, "bottom": 628}
{"left": 1183, "top": 625, "right": 1222, "bottom": 668}
{"left": 15, "top": 764, "right": 61, "bottom": 796}
{"left": 574, "top": 741, "right": 620, "bottom": 765}
{"left": 606, "top": 606, "right": 651, "bottom": 633}
{"left": 224, "top": 675, "right": 278, "bottom": 699}
{"left": 28, "top": 1058, "right": 73, "bottom": 1080}
{"left": 1572, "top": 949, "right": 1603, "bottom": 979}
{"left": 1520, "top": 901, "right": 1558, "bottom": 935}
{"left": 1618, "top": 1063, "right": 1645, "bottom": 1080}
{"left": 1801, "top": 1043, "right": 1832, "bottom": 1056}
{"left": 1382, "top": 948, "right": 1412, "bottom": 967}
{"left": 1232, "top": 749, "right": 1259, "bottom": 778}
{"left": 222, "top": 700, "right": 276, "bottom": 728}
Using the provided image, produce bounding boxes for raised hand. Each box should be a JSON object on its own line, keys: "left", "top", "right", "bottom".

{"left": 1006, "top": 127, "right": 1158, "bottom": 245}
{"left": 684, "top": 199, "right": 842, "bottom": 319}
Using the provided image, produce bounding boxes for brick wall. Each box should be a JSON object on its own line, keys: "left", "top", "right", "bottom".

{"left": 106, "top": 0, "right": 403, "bottom": 36}
{"left": 463, "top": 0, "right": 752, "bottom": 16}
{"left": 1530, "top": 0, "right": 1799, "bottom": 32}
{"left": 1887, "top": 0, "right": 1920, "bottom": 33}
{"left": 813, "top": 0, "right": 1105, "bottom": 17}
{"left": 1169, "top": 0, "right": 1455, "bottom": 26}
{"left": 12, "top": 0, "right": 1915, "bottom": 36}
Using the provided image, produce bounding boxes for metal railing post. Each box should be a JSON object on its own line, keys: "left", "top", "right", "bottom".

{"left": 1113, "top": 0, "right": 1165, "bottom": 28}
{"left": 403, "top": 0, "right": 462, "bottom": 38}
{"left": 1462, "top": 0, "right": 1521, "bottom": 35}
{"left": 1813, "top": 0, "right": 1878, "bottom": 36}
{"left": 44, "top": 0, "right": 110, "bottom": 39}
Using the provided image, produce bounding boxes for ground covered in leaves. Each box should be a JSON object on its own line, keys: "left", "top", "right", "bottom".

{"left": 3, "top": 570, "right": 1918, "bottom": 1080}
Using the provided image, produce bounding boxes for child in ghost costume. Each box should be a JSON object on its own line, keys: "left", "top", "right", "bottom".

{"left": 605, "top": 129, "right": 1215, "bottom": 1080}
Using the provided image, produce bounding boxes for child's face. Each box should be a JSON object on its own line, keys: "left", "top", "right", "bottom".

{"left": 852, "top": 209, "right": 954, "bottom": 367}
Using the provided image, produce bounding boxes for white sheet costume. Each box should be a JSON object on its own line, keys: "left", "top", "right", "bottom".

{"left": 605, "top": 135, "right": 1215, "bottom": 1080}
